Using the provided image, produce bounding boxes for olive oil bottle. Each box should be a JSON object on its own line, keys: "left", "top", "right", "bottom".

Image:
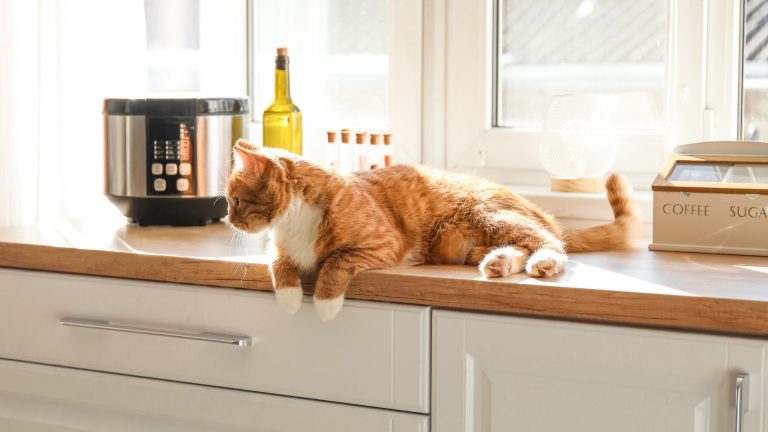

{"left": 263, "top": 47, "right": 302, "bottom": 154}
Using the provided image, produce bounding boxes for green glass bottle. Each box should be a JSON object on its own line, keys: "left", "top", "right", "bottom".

{"left": 263, "top": 47, "right": 302, "bottom": 154}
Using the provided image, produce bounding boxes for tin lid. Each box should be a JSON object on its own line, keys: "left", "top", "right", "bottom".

{"left": 104, "top": 97, "right": 249, "bottom": 116}
{"left": 653, "top": 141, "right": 768, "bottom": 194}
{"left": 674, "top": 141, "right": 768, "bottom": 157}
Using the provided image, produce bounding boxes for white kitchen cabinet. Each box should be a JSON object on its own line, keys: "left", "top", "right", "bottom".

{"left": 0, "top": 268, "right": 430, "bottom": 413}
{"left": 0, "top": 358, "right": 429, "bottom": 432}
{"left": 433, "top": 310, "right": 766, "bottom": 432}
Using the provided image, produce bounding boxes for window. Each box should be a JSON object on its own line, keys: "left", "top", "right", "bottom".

{"left": 436, "top": 0, "right": 743, "bottom": 189}
{"left": 252, "top": 1, "right": 387, "bottom": 129}
{"left": 248, "top": 0, "right": 422, "bottom": 164}
{"left": 743, "top": 0, "right": 768, "bottom": 140}
{"left": 145, "top": 0, "right": 246, "bottom": 95}
{"left": 495, "top": 0, "right": 668, "bottom": 131}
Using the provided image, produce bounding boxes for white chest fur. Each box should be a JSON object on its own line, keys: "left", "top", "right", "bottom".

{"left": 268, "top": 197, "right": 323, "bottom": 272}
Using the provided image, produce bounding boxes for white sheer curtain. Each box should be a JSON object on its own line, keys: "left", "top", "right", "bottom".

{"left": 0, "top": 0, "right": 245, "bottom": 227}
{"left": 0, "top": 0, "right": 147, "bottom": 227}
{"left": 0, "top": 0, "right": 39, "bottom": 225}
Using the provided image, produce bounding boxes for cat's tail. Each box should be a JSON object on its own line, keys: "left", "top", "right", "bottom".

{"left": 563, "top": 173, "right": 642, "bottom": 252}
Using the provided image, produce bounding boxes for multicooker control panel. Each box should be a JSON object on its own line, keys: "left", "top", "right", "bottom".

{"left": 146, "top": 118, "right": 196, "bottom": 196}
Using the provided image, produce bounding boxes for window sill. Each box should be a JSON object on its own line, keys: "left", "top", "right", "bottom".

{"left": 511, "top": 185, "right": 653, "bottom": 230}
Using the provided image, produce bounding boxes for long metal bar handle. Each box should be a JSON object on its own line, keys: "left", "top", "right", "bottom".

{"left": 61, "top": 317, "right": 252, "bottom": 347}
{"left": 736, "top": 373, "right": 749, "bottom": 432}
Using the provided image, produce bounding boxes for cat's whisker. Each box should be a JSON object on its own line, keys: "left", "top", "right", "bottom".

{"left": 240, "top": 262, "right": 249, "bottom": 284}
{"left": 229, "top": 227, "right": 244, "bottom": 275}
{"left": 234, "top": 230, "right": 243, "bottom": 254}
{"left": 239, "top": 232, "right": 250, "bottom": 283}
{"left": 215, "top": 173, "right": 230, "bottom": 193}
{"left": 238, "top": 230, "right": 251, "bottom": 280}
{"left": 234, "top": 229, "right": 242, "bottom": 254}
{"left": 232, "top": 229, "right": 241, "bottom": 255}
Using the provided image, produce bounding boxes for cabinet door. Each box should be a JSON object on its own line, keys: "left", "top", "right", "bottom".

{"left": 0, "top": 268, "right": 430, "bottom": 413}
{"left": 0, "top": 358, "right": 429, "bottom": 432}
{"left": 433, "top": 310, "right": 766, "bottom": 432}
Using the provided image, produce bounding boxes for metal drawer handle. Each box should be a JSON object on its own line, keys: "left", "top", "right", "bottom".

{"left": 736, "top": 373, "right": 749, "bottom": 432}
{"left": 61, "top": 317, "right": 252, "bottom": 347}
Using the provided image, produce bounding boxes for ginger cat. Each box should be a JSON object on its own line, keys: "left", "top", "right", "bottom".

{"left": 227, "top": 140, "right": 640, "bottom": 321}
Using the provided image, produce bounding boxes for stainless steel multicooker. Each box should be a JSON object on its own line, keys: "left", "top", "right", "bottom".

{"left": 104, "top": 97, "right": 248, "bottom": 226}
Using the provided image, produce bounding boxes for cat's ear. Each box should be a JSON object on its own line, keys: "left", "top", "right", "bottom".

{"left": 235, "top": 139, "right": 261, "bottom": 151}
{"left": 233, "top": 143, "right": 269, "bottom": 175}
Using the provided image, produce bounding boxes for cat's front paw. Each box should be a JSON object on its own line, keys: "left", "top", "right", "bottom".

{"left": 479, "top": 246, "right": 527, "bottom": 278}
{"left": 314, "top": 295, "right": 344, "bottom": 321}
{"left": 525, "top": 248, "right": 568, "bottom": 278}
{"left": 275, "top": 287, "right": 304, "bottom": 315}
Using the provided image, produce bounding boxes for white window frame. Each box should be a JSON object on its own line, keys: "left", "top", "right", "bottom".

{"left": 425, "top": 0, "right": 744, "bottom": 191}
{"left": 246, "top": 0, "right": 423, "bottom": 165}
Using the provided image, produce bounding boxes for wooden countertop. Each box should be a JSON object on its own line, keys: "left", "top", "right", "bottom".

{"left": 1, "top": 217, "right": 768, "bottom": 337}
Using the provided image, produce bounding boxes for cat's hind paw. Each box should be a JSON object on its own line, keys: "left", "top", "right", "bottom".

{"left": 479, "top": 246, "right": 527, "bottom": 278}
{"left": 275, "top": 287, "right": 304, "bottom": 315}
{"left": 314, "top": 295, "right": 344, "bottom": 321}
{"left": 525, "top": 248, "right": 568, "bottom": 278}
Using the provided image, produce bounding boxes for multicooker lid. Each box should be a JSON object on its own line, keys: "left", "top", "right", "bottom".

{"left": 104, "top": 96, "right": 249, "bottom": 116}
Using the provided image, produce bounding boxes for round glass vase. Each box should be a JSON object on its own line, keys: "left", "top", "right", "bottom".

{"left": 539, "top": 94, "right": 615, "bottom": 193}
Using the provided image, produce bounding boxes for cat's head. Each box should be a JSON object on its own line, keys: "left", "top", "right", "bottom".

{"left": 226, "top": 140, "right": 293, "bottom": 234}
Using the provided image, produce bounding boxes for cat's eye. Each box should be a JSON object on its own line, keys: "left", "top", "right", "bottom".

{"left": 232, "top": 197, "right": 240, "bottom": 208}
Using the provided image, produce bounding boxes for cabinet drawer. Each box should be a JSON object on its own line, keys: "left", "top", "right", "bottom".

{"left": 0, "top": 268, "right": 430, "bottom": 413}
{"left": 0, "top": 358, "right": 429, "bottom": 431}
{"left": 434, "top": 310, "right": 767, "bottom": 432}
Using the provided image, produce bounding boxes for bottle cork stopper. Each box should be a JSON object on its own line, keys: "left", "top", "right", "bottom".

{"left": 326, "top": 131, "right": 337, "bottom": 143}
{"left": 369, "top": 133, "right": 380, "bottom": 145}
{"left": 340, "top": 129, "right": 350, "bottom": 143}
{"left": 355, "top": 132, "right": 367, "bottom": 144}
{"left": 277, "top": 47, "right": 288, "bottom": 56}
{"left": 382, "top": 133, "right": 392, "bottom": 145}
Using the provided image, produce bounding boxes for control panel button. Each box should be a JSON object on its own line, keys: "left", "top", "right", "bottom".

{"left": 153, "top": 178, "right": 167, "bottom": 192}
{"left": 176, "top": 178, "right": 189, "bottom": 192}
{"left": 165, "top": 163, "right": 178, "bottom": 176}
{"left": 151, "top": 163, "right": 163, "bottom": 175}
{"left": 179, "top": 162, "right": 192, "bottom": 176}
